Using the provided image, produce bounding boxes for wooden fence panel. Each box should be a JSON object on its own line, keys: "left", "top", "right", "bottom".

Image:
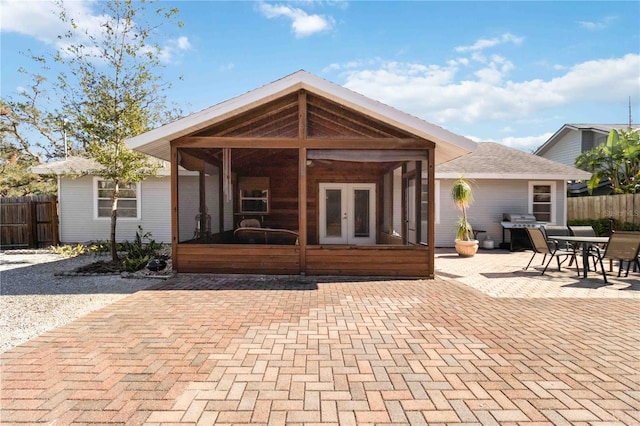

{"left": 0, "top": 195, "right": 59, "bottom": 249}
{"left": 568, "top": 194, "right": 639, "bottom": 224}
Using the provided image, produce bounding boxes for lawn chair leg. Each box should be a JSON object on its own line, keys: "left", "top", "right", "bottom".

{"left": 597, "top": 256, "right": 608, "bottom": 284}
{"left": 541, "top": 255, "right": 555, "bottom": 275}
{"left": 524, "top": 252, "right": 536, "bottom": 270}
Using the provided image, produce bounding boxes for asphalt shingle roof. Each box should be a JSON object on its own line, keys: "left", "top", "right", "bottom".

{"left": 436, "top": 142, "right": 592, "bottom": 180}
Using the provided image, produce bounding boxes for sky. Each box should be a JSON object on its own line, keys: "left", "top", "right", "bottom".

{"left": 1, "top": 0, "right": 639, "bottom": 154}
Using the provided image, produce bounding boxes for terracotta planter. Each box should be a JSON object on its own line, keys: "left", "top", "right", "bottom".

{"left": 455, "top": 239, "right": 479, "bottom": 257}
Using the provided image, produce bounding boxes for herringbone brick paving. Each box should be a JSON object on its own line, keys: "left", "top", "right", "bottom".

{"left": 1, "top": 251, "right": 639, "bottom": 425}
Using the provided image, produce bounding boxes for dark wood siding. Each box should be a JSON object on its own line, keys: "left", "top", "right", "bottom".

{"left": 177, "top": 244, "right": 300, "bottom": 274}
{"left": 306, "top": 245, "right": 431, "bottom": 277}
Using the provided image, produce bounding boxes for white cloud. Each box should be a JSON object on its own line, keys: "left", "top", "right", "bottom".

{"left": 455, "top": 33, "right": 524, "bottom": 53}
{"left": 0, "top": 0, "right": 189, "bottom": 63}
{"left": 0, "top": 0, "right": 86, "bottom": 44}
{"left": 258, "top": 1, "right": 335, "bottom": 38}
{"left": 498, "top": 133, "right": 554, "bottom": 152}
{"left": 578, "top": 16, "right": 617, "bottom": 30}
{"left": 338, "top": 54, "right": 640, "bottom": 128}
{"left": 176, "top": 36, "right": 191, "bottom": 51}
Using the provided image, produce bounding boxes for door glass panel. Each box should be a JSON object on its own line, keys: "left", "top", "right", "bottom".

{"left": 326, "top": 189, "right": 342, "bottom": 237}
{"left": 353, "top": 189, "right": 370, "bottom": 237}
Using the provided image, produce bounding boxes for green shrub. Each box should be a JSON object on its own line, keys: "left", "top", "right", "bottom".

{"left": 123, "top": 255, "right": 150, "bottom": 272}
{"left": 89, "top": 240, "right": 111, "bottom": 254}
{"left": 568, "top": 218, "right": 640, "bottom": 236}
{"left": 119, "top": 226, "right": 162, "bottom": 259}
{"left": 50, "top": 244, "right": 86, "bottom": 258}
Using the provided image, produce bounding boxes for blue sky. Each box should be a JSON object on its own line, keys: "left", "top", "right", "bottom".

{"left": 1, "top": 0, "right": 639, "bottom": 153}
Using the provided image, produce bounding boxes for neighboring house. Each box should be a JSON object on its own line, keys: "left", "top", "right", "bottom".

{"left": 30, "top": 156, "right": 223, "bottom": 244}
{"left": 126, "top": 70, "right": 477, "bottom": 277}
{"left": 434, "top": 142, "right": 591, "bottom": 248}
{"left": 534, "top": 123, "right": 640, "bottom": 195}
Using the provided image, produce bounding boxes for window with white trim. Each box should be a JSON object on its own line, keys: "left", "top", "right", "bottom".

{"left": 95, "top": 179, "right": 140, "bottom": 219}
{"left": 528, "top": 181, "right": 556, "bottom": 223}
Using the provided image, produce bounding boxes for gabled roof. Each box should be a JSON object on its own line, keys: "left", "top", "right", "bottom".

{"left": 534, "top": 123, "right": 639, "bottom": 156}
{"left": 29, "top": 156, "right": 177, "bottom": 176}
{"left": 435, "top": 142, "right": 592, "bottom": 180}
{"left": 127, "top": 70, "right": 476, "bottom": 165}
{"left": 30, "top": 156, "right": 104, "bottom": 175}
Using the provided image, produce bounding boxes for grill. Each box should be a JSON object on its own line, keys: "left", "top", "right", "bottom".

{"left": 500, "top": 213, "right": 547, "bottom": 251}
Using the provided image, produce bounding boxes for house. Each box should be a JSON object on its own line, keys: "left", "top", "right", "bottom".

{"left": 434, "top": 142, "right": 591, "bottom": 248}
{"left": 30, "top": 156, "right": 209, "bottom": 244}
{"left": 126, "top": 70, "right": 477, "bottom": 277}
{"left": 534, "top": 123, "right": 640, "bottom": 195}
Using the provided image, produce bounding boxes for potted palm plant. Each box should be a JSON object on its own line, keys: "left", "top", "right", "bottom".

{"left": 451, "top": 176, "right": 479, "bottom": 257}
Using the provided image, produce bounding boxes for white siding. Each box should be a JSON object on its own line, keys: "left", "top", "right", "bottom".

{"left": 434, "top": 179, "right": 567, "bottom": 247}
{"left": 59, "top": 176, "right": 173, "bottom": 243}
{"left": 539, "top": 131, "right": 582, "bottom": 166}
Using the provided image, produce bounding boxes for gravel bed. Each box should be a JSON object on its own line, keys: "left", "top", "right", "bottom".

{"left": 0, "top": 251, "right": 164, "bottom": 353}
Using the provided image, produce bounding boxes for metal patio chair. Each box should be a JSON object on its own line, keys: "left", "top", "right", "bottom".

{"left": 568, "top": 225, "right": 602, "bottom": 271}
{"left": 524, "top": 227, "right": 580, "bottom": 276}
{"left": 592, "top": 231, "right": 640, "bottom": 284}
{"left": 540, "top": 225, "right": 571, "bottom": 265}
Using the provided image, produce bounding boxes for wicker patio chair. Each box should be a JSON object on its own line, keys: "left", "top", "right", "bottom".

{"left": 524, "top": 227, "right": 580, "bottom": 276}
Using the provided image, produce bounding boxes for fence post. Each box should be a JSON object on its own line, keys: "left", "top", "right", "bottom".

{"left": 27, "top": 200, "right": 37, "bottom": 248}
{"left": 52, "top": 197, "right": 60, "bottom": 246}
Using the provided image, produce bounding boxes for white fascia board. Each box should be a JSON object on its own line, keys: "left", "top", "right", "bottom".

{"left": 434, "top": 172, "right": 592, "bottom": 180}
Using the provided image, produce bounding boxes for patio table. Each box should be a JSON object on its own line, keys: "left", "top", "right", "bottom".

{"left": 547, "top": 235, "right": 609, "bottom": 278}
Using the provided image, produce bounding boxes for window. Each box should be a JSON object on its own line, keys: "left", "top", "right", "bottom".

{"left": 528, "top": 181, "right": 556, "bottom": 223}
{"left": 238, "top": 177, "right": 269, "bottom": 214}
{"left": 95, "top": 178, "right": 140, "bottom": 219}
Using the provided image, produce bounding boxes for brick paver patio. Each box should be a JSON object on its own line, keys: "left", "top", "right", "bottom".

{"left": 1, "top": 249, "right": 639, "bottom": 425}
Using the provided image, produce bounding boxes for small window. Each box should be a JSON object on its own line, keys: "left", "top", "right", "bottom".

{"left": 239, "top": 177, "right": 269, "bottom": 214}
{"left": 95, "top": 179, "right": 140, "bottom": 219}
{"left": 529, "top": 181, "right": 555, "bottom": 223}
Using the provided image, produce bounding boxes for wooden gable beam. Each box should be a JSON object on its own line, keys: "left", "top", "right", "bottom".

{"left": 174, "top": 136, "right": 435, "bottom": 150}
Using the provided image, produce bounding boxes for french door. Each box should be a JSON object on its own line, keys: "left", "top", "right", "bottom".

{"left": 319, "top": 183, "right": 376, "bottom": 245}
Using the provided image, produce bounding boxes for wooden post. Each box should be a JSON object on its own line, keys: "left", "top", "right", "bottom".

{"left": 427, "top": 148, "right": 435, "bottom": 277}
{"left": 199, "top": 171, "right": 207, "bottom": 238}
{"left": 218, "top": 165, "right": 225, "bottom": 233}
{"left": 171, "top": 144, "right": 179, "bottom": 270}
{"left": 298, "top": 90, "right": 308, "bottom": 274}
{"left": 401, "top": 163, "right": 407, "bottom": 244}
{"left": 51, "top": 196, "right": 59, "bottom": 246}
{"left": 414, "top": 160, "right": 422, "bottom": 243}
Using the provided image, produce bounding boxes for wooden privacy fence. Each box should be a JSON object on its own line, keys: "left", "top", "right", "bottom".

{"left": 0, "top": 195, "right": 59, "bottom": 249}
{"left": 568, "top": 193, "right": 639, "bottom": 224}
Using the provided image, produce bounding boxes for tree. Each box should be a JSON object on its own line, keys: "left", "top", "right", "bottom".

{"left": 52, "top": 0, "right": 182, "bottom": 261}
{"left": 0, "top": 74, "right": 61, "bottom": 196}
{"left": 575, "top": 127, "right": 640, "bottom": 194}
